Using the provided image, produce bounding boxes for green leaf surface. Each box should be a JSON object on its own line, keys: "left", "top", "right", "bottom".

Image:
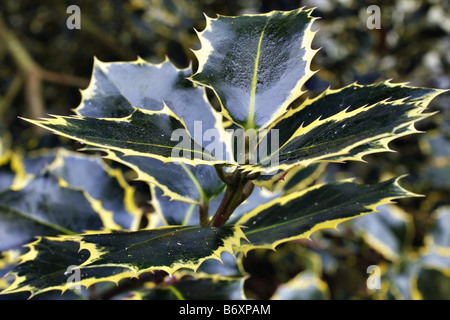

{"left": 151, "top": 185, "right": 225, "bottom": 227}
{"left": 243, "top": 84, "right": 445, "bottom": 174}
{"left": 47, "top": 149, "right": 142, "bottom": 230}
{"left": 237, "top": 177, "right": 417, "bottom": 252}
{"left": 1, "top": 237, "right": 133, "bottom": 298}
{"left": 76, "top": 58, "right": 230, "bottom": 157}
{"left": 0, "top": 171, "right": 106, "bottom": 252}
{"left": 270, "top": 81, "right": 443, "bottom": 147}
{"left": 1, "top": 226, "right": 245, "bottom": 298}
{"left": 100, "top": 148, "right": 225, "bottom": 204}
{"left": 191, "top": 8, "right": 317, "bottom": 129}
{"left": 24, "top": 107, "right": 219, "bottom": 165}
{"left": 352, "top": 205, "right": 414, "bottom": 261}
{"left": 270, "top": 271, "right": 330, "bottom": 300}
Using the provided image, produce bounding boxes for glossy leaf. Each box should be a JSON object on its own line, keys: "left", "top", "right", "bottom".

{"left": 270, "top": 81, "right": 444, "bottom": 147}
{"left": 0, "top": 171, "right": 107, "bottom": 252}
{"left": 1, "top": 226, "right": 245, "bottom": 298}
{"left": 100, "top": 148, "right": 225, "bottom": 204}
{"left": 47, "top": 149, "right": 143, "bottom": 230}
{"left": 237, "top": 177, "right": 417, "bottom": 252}
{"left": 76, "top": 58, "right": 231, "bottom": 158}
{"left": 0, "top": 237, "right": 134, "bottom": 298}
{"left": 23, "top": 107, "right": 220, "bottom": 165}
{"left": 191, "top": 8, "right": 317, "bottom": 129}
{"left": 242, "top": 83, "right": 445, "bottom": 174}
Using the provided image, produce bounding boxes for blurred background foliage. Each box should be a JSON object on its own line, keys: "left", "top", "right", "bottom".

{"left": 0, "top": 0, "right": 449, "bottom": 299}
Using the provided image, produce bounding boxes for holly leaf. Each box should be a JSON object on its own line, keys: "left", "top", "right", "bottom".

{"left": 270, "top": 81, "right": 444, "bottom": 147}
{"left": 100, "top": 148, "right": 225, "bottom": 205}
{"left": 242, "top": 82, "right": 446, "bottom": 174}
{"left": 0, "top": 171, "right": 107, "bottom": 252}
{"left": 236, "top": 177, "right": 418, "bottom": 252}
{"left": 270, "top": 270, "right": 330, "bottom": 300}
{"left": 23, "top": 107, "right": 220, "bottom": 166}
{"left": 191, "top": 8, "right": 317, "bottom": 129}
{"left": 1, "top": 226, "right": 246, "bottom": 298}
{"left": 76, "top": 58, "right": 231, "bottom": 158}
{"left": 47, "top": 149, "right": 143, "bottom": 230}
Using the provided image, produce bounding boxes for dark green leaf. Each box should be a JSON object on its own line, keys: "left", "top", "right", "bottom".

{"left": 77, "top": 59, "right": 230, "bottom": 156}
{"left": 0, "top": 171, "right": 106, "bottom": 251}
{"left": 24, "top": 107, "right": 219, "bottom": 165}
{"left": 191, "top": 8, "right": 317, "bottom": 129}
{"left": 1, "top": 226, "right": 245, "bottom": 298}
{"left": 102, "top": 149, "right": 225, "bottom": 204}
{"left": 237, "top": 177, "right": 418, "bottom": 252}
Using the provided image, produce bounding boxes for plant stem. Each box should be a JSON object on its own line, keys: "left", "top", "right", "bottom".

{"left": 208, "top": 168, "right": 255, "bottom": 227}
{"left": 210, "top": 133, "right": 262, "bottom": 226}
{"left": 199, "top": 201, "right": 209, "bottom": 227}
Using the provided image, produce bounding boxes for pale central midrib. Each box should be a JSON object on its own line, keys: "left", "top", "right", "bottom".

{"left": 247, "top": 18, "right": 271, "bottom": 129}
{"left": 179, "top": 162, "right": 206, "bottom": 204}
{"left": 0, "top": 203, "right": 77, "bottom": 236}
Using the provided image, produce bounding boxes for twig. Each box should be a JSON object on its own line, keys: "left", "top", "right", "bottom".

{"left": 0, "top": 75, "right": 22, "bottom": 118}
{"left": 0, "top": 15, "right": 88, "bottom": 126}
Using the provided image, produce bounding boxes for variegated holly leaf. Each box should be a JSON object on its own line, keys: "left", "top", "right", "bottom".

{"left": 151, "top": 185, "right": 224, "bottom": 226}
{"left": 6, "top": 148, "right": 142, "bottom": 231}
{"left": 253, "top": 162, "right": 326, "bottom": 191}
{"left": 149, "top": 161, "right": 322, "bottom": 227}
{"left": 236, "top": 177, "right": 418, "bottom": 252}
{"left": 0, "top": 171, "right": 107, "bottom": 252}
{"left": 270, "top": 270, "right": 330, "bottom": 300}
{"left": 126, "top": 273, "right": 246, "bottom": 300}
{"left": 242, "top": 82, "right": 446, "bottom": 174}
{"left": 191, "top": 8, "right": 317, "bottom": 130}
{"left": 1, "top": 226, "right": 246, "bottom": 298}
{"left": 0, "top": 237, "right": 134, "bottom": 298}
{"left": 270, "top": 81, "right": 444, "bottom": 147}
{"left": 25, "top": 107, "right": 222, "bottom": 165}
{"left": 351, "top": 205, "right": 414, "bottom": 262}
{"left": 99, "top": 148, "right": 225, "bottom": 205}
{"left": 76, "top": 58, "right": 231, "bottom": 159}
{"left": 46, "top": 149, "right": 143, "bottom": 230}
{"left": 0, "top": 151, "right": 25, "bottom": 192}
